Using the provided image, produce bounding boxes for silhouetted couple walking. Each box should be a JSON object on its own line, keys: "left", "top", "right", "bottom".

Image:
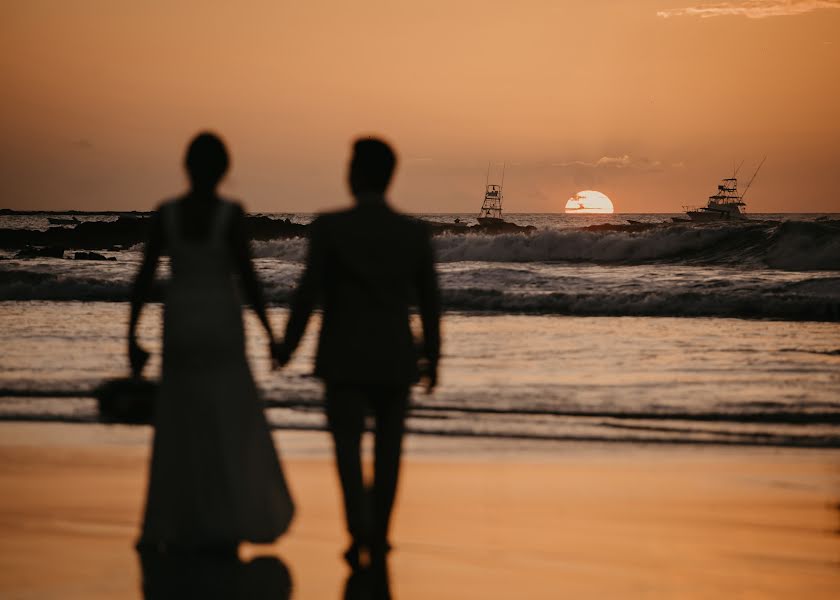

{"left": 129, "top": 133, "right": 440, "bottom": 577}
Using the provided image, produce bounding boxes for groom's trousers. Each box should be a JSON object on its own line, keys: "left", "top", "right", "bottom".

{"left": 325, "top": 382, "right": 409, "bottom": 547}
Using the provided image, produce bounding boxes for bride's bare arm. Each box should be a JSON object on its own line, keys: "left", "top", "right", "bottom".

{"left": 128, "top": 212, "right": 163, "bottom": 375}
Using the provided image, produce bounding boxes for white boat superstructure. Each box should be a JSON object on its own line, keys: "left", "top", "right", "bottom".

{"left": 477, "top": 163, "right": 505, "bottom": 226}
{"left": 684, "top": 157, "right": 765, "bottom": 222}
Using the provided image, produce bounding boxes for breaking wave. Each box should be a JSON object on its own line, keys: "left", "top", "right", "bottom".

{"left": 440, "top": 279, "right": 840, "bottom": 321}
{"left": 431, "top": 221, "right": 840, "bottom": 270}
{"left": 2, "top": 219, "right": 837, "bottom": 320}
{"left": 243, "top": 220, "right": 840, "bottom": 271}
{"left": 764, "top": 221, "right": 840, "bottom": 270}
{"left": 251, "top": 238, "right": 307, "bottom": 261}
{"left": 2, "top": 268, "right": 837, "bottom": 321}
{"left": 0, "top": 270, "right": 134, "bottom": 301}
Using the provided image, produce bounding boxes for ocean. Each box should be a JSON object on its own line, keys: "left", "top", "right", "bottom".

{"left": 1, "top": 212, "right": 839, "bottom": 448}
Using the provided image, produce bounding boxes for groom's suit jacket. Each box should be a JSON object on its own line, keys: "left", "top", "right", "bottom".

{"left": 283, "top": 199, "right": 440, "bottom": 385}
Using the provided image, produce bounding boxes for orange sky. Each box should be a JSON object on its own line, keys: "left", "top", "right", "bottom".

{"left": 1, "top": 0, "right": 839, "bottom": 213}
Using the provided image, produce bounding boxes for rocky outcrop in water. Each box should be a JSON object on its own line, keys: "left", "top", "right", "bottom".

{"left": 0, "top": 215, "right": 308, "bottom": 251}
{"left": 425, "top": 219, "right": 536, "bottom": 235}
{"left": 1, "top": 218, "right": 149, "bottom": 251}
{"left": 74, "top": 251, "right": 116, "bottom": 261}
{"left": 244, "top": 216, "right": 308, "bottom": 240}
{"left": 15, "top": 246, "right": 66, "bottom": 258}
{"left": 0, "top": 212, "right": 541, "bottom": 252}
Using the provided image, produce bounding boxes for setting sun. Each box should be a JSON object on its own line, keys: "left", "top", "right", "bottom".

{"left": 565, "top": 190, "right": 615, "bottom": 214}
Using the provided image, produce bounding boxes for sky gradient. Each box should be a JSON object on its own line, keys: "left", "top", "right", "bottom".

{"left": 2, "top": 0, "right": 839, "bottom": 213}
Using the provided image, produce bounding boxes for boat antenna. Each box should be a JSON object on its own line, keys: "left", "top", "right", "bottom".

{"left": 733, "top": 159, "right": 745, "bottom": 178}
{"left": 740, "top": 156, "right": 766, "bottom": 201}
{"left": 485, "top": 162, "right": 490, "bottom": 188}
{"left": 500, "top": 162, "right": 506, "bottom": 190}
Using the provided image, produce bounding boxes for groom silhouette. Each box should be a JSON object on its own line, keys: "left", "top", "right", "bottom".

{"left": 276, "top": 137, "right": 441, "bottom": 567}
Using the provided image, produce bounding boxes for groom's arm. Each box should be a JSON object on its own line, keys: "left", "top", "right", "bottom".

{"left": 280, "top": 216, "right": 327, "bottom": 362}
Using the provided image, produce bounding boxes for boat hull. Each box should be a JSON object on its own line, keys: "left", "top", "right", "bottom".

{"left": 686, "top": 210, "right": 746, "bottom": 222}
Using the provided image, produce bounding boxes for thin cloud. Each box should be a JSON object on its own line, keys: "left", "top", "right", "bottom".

{"left": 657, "top": 0, "right": 840, "bottom": 19}
{"left": 553, "top": 154, "right": 665, "bottom": 171}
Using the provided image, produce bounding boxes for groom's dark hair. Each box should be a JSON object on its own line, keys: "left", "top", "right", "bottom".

{"left": 349, "top": 137, "right": 397, "bottom": 195}
{"left": 185, "top": 132, "right": 229, "bottom": 190}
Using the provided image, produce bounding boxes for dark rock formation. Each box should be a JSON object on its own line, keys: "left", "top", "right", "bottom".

{"left": 74, "top": 251, "right": 116, "bottom": 261}
{"left": 14, "top": 246, "right": 66, "bottom": 259}
{"left": 425, "top": 219, "right": 536, "bottom": 235}
{"left": 472, "top": 220, "right": 537, "bottom": 234}
{"left": 583, "top": 222, "right": 660, "bottom": 233}
{"left": 1, "top": 211, "right": 542, "bottom": 251}
{"left": 0, "top": 215, "right": 308, "bottom": 250}
{"left": 1, "top": 218, "right": 150, "bottom": 251}
{"left": 244, "top": 215, "right": 308, "bottom": 240}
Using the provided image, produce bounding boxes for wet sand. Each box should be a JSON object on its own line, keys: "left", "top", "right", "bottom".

{"left": 0, "top": 423, "right": 838, "bottom": 599}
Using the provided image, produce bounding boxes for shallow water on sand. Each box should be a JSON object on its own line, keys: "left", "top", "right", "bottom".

{"left": 1, "top": 302, "right": 838, "bottom": 448}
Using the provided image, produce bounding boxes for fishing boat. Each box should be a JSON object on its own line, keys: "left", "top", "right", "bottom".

{"left": 477, "top": 165, "right": 505, "bottom": 227}
{"left": 473, "top": 163, "right": 536, "bottom": 233}
{"left": 421, "top": 163, "right": 537, "bottom": 235}
{"left": 684, "top": 158, "right": 765, "bottom": 222}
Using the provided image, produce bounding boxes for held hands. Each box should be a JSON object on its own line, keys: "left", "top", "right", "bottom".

{"left": 128, "top": 338, "right": 150, "bottom": 379}
{"left": 420, "top": 358, "right": 438, "bottom": 394}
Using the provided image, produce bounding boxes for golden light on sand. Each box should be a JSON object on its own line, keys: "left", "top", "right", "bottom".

{"left": 565, "top": 190, "right": 615, "bottom": 214}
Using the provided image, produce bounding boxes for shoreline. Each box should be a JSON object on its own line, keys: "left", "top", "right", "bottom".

{"left": 4, "top": 417, "right": 840, "bottom": 450}
{"left": 5, "top": 423, "right": 840, "bottom": 466}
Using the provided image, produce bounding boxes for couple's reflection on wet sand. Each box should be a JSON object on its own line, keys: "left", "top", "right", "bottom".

{"left": 138, "top": 550, "right": 393, "bottom": 599}
{"left": 343, "top": 561, "right": 392, "bottom": 600}
{"left": 138, "top": 550, "right": 291, "bottom": 599}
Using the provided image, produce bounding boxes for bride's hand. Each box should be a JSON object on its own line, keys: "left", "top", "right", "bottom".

{"left": 129, "top": 338, "right": 150, "bottom": 378}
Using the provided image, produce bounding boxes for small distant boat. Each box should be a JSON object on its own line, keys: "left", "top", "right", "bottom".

{"left": 48, "top": 216, "right": 81, "bottom": 225}
{"left": 474, "top": 163, "right": 536, "bottom": 233}
{"left": 683, "top": 157, "right": 765, "bottom": 222}
{"left": 477, "top": 164, "right": 505, "bottom": 227}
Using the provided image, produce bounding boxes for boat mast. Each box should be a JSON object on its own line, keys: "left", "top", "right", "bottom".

{"left": 740, "top": 156, "right": 766, "bottom": 202}
{"left": 479, "top": 162, "right": 504, "bottom": 221}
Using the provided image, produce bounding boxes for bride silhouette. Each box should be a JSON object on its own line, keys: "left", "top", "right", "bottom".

{"left": 128, "top": 132, "right": 293, "bottom": 551}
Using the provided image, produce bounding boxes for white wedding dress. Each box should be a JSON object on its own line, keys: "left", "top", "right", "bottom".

{"left": 140, "top": 199, "right": 293, "bottom": 547}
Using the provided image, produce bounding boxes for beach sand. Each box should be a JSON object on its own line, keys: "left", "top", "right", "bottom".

{"left": 0, "top": 423, "right": 838, "bottom": 599}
